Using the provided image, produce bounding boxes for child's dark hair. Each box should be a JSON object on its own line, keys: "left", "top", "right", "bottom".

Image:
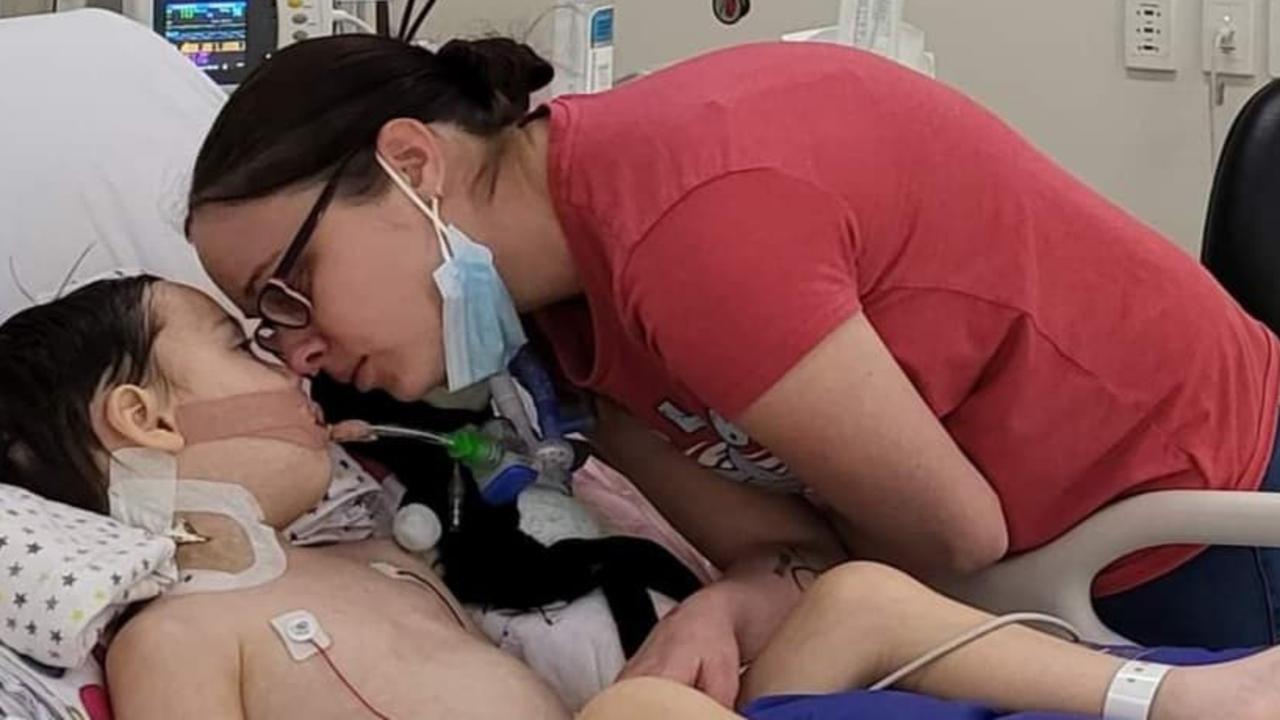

{"left": 0, "top": 275, "right": 163, "bottom": 513}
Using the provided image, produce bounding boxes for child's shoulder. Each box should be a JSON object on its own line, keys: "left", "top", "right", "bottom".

{"left": 104, "top": 590, "right": 245, "bottom": 717}
{"left": 114, "top": 590, "right": 233, "bottom": 642}
{"left": 107, "top": 595, "right": 240, "bottom": 676}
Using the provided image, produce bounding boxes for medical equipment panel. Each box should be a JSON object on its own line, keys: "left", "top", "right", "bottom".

{"left": 549, "top": 2, "right": 615, "bottom": 97}
{"left": 838, "top": 0, "right": 903, "bottom": 59}
{"left": 783, "top": 0, "right": 934, "bottom": 78}
{"left": 125, "top": 0, "right": 347, "bottom": 86}
{"left": 151, "top": 1, "right": 260, "bottom": 85}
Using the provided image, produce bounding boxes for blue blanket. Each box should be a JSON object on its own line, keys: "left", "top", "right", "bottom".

{"left": 742, "top": 647, "right": 1258, "bottom": 720}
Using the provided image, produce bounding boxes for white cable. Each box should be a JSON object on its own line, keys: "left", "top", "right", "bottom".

{"left": 332, "top": 9, "right": 376, "bottom": 34}
{"left": 7, "top": 242, "right": 96, "bottom": 309}
{"left": 521, "top": 2, "right": 589, "bottom": 78}
{"left": 868, "top": 612, "right": 1081, "bottom": 692}
{"left": 867, "top": 8, "right": 883, "bottom": 51}
{"left": 1208, "top": 24, "right": 1235, "bottom": 167}
{"left": 1208, "top": 63, "right": 1219, "bottom": 165}
{"left": 52, "top": 242, "right": 96, "bottom": 300}
{"left": 7, "top": 257, "right": 36, "bottom": 305}
{"left": 524, "top": 2, "right": 588, "bottom": 42}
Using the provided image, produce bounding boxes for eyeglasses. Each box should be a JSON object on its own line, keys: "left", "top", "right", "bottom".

{"left": 253, "top": 154, "right": 355, "bottom": 357}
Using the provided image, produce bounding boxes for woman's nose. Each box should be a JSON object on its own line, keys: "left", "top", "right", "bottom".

{"left": 275, "top": 328, "right": 329, "bottom": 377}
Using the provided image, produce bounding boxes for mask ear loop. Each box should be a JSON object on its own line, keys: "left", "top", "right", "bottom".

{"left": 374, "top": 153, "right": 453, "bottom": 262}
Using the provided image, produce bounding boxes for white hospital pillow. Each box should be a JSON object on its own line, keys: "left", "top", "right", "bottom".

{"left": 0, "top": 485, "right": 177, "bottom": 669}
{"left": 0, "top": 9, "right": 228, "bottom": 322}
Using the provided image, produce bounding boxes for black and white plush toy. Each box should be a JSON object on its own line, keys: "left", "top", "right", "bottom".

{"left": 311, "top": 375, "right": 702, "bottom": 656}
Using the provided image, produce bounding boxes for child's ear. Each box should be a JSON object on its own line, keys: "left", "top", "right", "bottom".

{"left": 104, "top": 384, "right": 185, "bottom": 453}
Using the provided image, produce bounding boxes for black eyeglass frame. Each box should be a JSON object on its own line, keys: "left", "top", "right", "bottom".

{"left": 252, "top": 153, "right": 358, "bottom": 351}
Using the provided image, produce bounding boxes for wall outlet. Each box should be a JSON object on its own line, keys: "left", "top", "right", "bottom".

{"left": 1203, "top": 0, "right": 1257, "bottom": 75}
{"left": 1125, "top": 0, "right": 1176, "bottom": 71}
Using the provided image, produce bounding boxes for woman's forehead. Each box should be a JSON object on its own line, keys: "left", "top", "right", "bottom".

{"left": 188, "top": 195, "right": 306, "bottom": 304}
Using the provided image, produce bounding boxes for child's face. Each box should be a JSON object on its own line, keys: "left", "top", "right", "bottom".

{"left": 114, "top": 282, "right": 332, "bottom": 528}
{"left": 152, "top": 283, "right": 302, "bottom": 403}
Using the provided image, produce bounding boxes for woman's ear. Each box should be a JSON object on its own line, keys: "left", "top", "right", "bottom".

{"left": 376, "top": 118, "right": 446, "bottom": 196}
{"left": 104, "top": 384, "right": 185, "bottom": 453}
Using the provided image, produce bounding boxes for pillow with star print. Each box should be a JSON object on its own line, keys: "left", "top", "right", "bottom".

{"left": 0, "top": 484, "right": 176, "bottom": 668}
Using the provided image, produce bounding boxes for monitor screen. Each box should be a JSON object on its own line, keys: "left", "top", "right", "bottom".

{"left": 160, "top": 1, "right": 249, "bottom": 77}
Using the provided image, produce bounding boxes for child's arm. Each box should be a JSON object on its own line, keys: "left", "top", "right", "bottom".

{"left": 590, "top": 564, "right": 1265, "bottom": 720}
{"left": 739, "top": 561, "right": 1123, "bottom": 714}
{"left": 107, "top": 606, "right": 244, "bottom": 720}
{"left": 580, "top": 677, "right": 744, "bottom": 720}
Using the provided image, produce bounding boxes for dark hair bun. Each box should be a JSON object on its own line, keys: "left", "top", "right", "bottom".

{"left": 437, "top": 38, "right": 554, "bottom": 128}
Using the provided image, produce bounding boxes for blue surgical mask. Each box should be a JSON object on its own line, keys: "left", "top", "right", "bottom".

{"left": 376, "top": 154, "right": 527, "bottom": 391}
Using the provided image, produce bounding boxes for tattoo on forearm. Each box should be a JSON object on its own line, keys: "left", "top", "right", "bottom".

{"left": 772, "top": 551, "right": 792, "bottom": 578}
{"left": 773, "top": 547, "right": 822, "bottom": 591}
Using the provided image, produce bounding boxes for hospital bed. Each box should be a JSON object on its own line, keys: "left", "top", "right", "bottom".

{"left": 0, "top": 7, "right": 227, "bottom": 320}
{"left": 0, "top": 13, "right": 226, "bottom": 717}
{"left": 5, "top": 1, "right": 1280, "bottom": 682}
{"left": 0, "top": 17, "right": 699, "bottom": 717}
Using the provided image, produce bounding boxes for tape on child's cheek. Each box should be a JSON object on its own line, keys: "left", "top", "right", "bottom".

{"left": 175, "top": 390, "right": 327, "bottom": 450}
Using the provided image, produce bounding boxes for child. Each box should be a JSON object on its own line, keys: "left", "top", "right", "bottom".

{"left": 1, "top": 277, "right": 1278, "bottom": 720}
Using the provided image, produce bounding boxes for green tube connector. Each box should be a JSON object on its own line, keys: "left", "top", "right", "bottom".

{"left": 443, "top": 428, "right": 504, "bottom": 470}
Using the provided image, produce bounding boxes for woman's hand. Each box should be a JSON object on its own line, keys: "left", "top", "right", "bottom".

{"left": 618, "top": 543, "right": 837, "bottom": 708}
{"left": 619, "top": 585, "right": 743, "bottom": 707}
{"left": 590, "top": 401, "right": 847, "bottom": 706}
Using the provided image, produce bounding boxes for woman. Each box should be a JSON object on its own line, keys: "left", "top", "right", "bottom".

{"left": 186, "top": 34, "right": 1280, "bottom": 704}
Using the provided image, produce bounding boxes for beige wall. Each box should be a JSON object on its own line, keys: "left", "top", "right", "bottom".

{"left": 1, "top": 0, "right": 120, "bottom": 16}
{"left": 0, "top": 0, "right": 52, "bottom": 16}
{"left": 4, "top": 0, "right": 1266, "bottom": 252}
{"left": 904, "top": 0, "right": 1270, "bottom": 254}
{"left": 415, "top": 0, "right": 1260, "bottom": 253}
{"left": 401, "top": 0, "right": 835, "bottom": 78}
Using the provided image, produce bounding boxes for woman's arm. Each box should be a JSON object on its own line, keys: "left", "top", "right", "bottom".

{"left": 590, "top": 399, "right": 846, "bottom": 702}
{"left": 737, "top": 313, "right": 1009, "bottom": 579}
{"left": 615, "top": 170, "right": 1010, "bottom": 581}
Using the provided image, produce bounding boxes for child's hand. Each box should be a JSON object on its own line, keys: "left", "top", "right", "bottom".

{"left": 329, "top": 419, "right": 375, "bottom": 443}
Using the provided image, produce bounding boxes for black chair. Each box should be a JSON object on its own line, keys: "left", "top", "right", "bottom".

{"left": 1203, "top": 79, "right": 1280, "bottom": 334}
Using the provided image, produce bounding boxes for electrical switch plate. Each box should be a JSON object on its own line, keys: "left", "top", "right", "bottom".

{"left": 1125, "top": 0, "right": 1176, "bottom": 71}
{"left": 1203, "top": 0, "right": 1258, "bottom": 75}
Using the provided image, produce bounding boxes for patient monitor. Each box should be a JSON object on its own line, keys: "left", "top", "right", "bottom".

{"left": 120, "top": 0, "right": 367, "bottom": 86}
